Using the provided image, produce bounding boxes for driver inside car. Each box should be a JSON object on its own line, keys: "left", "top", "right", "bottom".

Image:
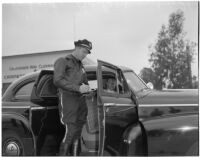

{"left": 104, "top": 78, "right": 117, "bottom": 93}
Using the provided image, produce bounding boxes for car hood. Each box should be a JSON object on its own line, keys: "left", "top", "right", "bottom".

{"left": 138, "top": 89, "right": 198, "bottom": 105}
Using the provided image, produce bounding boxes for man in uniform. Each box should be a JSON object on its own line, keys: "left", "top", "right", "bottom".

{"left": 53, "top": 39, "right": 92, "bottom": 156}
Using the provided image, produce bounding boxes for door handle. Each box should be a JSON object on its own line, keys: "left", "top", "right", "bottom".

{"left": 104, "top": 103, "right": 116, "bottom": 107}
{"left": 104, "top": 103, "right": 116, "bottom": 113}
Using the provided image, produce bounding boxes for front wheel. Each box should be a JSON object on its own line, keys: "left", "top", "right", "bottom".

{"left": 2, "top": 130, "right": 25, "bottom": 156}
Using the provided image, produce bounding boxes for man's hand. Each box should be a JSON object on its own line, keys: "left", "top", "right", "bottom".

{"left": 79, "top": 83, "right": 90, "bottom": 93}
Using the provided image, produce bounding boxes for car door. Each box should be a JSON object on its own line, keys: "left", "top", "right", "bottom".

{"left": 30, "top": 70, "right": 64, "bottom": 155}
{"left": 97, "top": 60, "right": 139, "bottom": 156}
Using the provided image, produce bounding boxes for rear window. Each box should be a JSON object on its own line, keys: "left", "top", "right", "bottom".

{"left": 15, "top": 81, "right": 35, "bottom": 101}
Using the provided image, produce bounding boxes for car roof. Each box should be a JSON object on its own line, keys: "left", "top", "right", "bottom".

{"left": 7, "top": 64, "right": 133, "bottom": 84}
{"left": 8, "top": 64, "right": 133, "bottom": 86}
{"left": 2, "top": 64, "right": 134, "bottom": 101}
{"left": 84, "top": 64, "right": 133, "bottom": 72}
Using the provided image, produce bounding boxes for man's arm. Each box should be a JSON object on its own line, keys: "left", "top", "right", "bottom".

{"left": 53, "top": 58, "right": 80, "bottom": 92}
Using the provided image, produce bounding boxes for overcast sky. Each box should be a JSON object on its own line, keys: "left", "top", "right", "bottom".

{"left": 2, "top": 1, "right": 198, "bottom": 76}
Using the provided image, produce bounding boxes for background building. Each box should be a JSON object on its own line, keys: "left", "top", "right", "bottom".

{"left": 2, "top": 50, "right": 95, "bottom": 94}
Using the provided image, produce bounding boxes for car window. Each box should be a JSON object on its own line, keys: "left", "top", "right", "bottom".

{"left": 40, "top": 76, "right": 58, "bottom": 97}
{"left": 123, "top": 71, "right": 148, "bottom": 93}
{"left": 15, "top": 81, "right": 35, "bottom": 100}
{"left": 101, "top": 65, "right": 129, "bottom": 96}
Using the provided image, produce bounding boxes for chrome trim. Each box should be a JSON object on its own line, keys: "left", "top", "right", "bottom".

{"left": 4, "top": 141, "right": 20, "bottom": 156}
{"left": 30, "top": 107, "right": 45, "bottom": 110}
{"left": 104, "top": 103, "right": 135, "bottom": 107}
{"left": 104, "top": 103, "right": 116, "bottom": 107}
{"left": 106, "top": 106, "right": 135, "bottom": 113}
{"left": 3, "top": 106, "right": 58, "bottom": 110}
{"left": 2, "top": 106, "right": 30, "bottom": 109}
{"left": 139, "top": 104, "right": 199, "bottom": 107}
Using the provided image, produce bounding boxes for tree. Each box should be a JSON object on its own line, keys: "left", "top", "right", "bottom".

{"left": 149, "top": 10, "right": 196, "bottom": 89}
{"left": 139, "top": 67, "right": 157, "bottom": 85}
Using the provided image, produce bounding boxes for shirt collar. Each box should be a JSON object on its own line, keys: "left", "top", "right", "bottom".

{"left": 70, "top": 54, "right": 82, "bottom": 64}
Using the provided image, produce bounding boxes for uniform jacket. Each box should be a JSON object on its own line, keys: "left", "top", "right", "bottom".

{"left": 53, "top": 54, "right": 88, "bottom": 93}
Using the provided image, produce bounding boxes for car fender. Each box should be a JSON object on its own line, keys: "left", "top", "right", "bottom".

{"left": 2, "top": 112, "right": 36, "bottom": 155}
{"left": 142, "top": 113, "right": 198, "bottom": 156}
{"left": 120, "top": 122, "right": 148, "bottom": 156}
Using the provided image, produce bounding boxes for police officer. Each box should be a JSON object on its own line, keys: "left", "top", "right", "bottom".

{"left": 53, "top": 39, "right": 92, "bottom": 156}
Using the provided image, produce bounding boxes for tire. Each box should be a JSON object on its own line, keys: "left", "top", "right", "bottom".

{"left": 2, "top": 130, "right": 25, "bottom": 156}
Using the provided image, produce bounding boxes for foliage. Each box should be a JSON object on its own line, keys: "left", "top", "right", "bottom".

{"left": 149, "top": 10, "right": 196, "bottom": 89}
{"left": 139, "top": 67, "right": 157, "bottom": 85}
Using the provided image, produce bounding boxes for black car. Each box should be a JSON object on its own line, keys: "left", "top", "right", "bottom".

{"left": 2, "top": 60, "right": 199, "bottom": 156}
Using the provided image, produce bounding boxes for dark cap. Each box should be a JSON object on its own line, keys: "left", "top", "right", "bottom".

{"left": 74, "top": 39, "right": 92, "bottom": 54}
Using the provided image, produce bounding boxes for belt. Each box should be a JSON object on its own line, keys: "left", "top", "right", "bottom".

{"left": 62, "top": 90, "right": 81, "bottom": 96}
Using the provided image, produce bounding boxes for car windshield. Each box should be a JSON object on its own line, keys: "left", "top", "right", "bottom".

{"left": 123, "top": 71, "right": 148, "bottom": 93}
{"left": 87, "top": 70, "right": 149, "bottom": 94}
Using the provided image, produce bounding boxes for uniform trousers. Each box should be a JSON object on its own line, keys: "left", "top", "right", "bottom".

{"left": 59, "top": 90, "right": 88, "bottom": 147}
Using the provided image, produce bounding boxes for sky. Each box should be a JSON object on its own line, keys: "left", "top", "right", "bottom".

{"left": 2, "top": 1, "right": 198, "bottom": 76}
